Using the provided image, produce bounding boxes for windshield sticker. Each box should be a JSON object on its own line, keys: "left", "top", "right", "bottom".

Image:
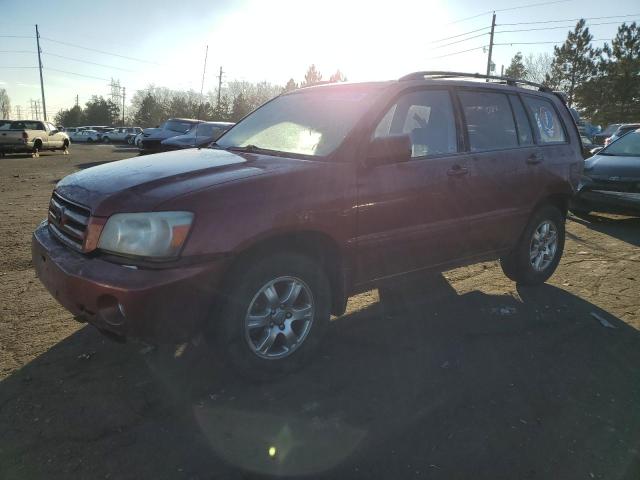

{"left": 538, "top": 106, "right": 555, "bottom": 138}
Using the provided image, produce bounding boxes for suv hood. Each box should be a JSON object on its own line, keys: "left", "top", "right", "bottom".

{"left": 585, "top": 154, "right": 640, "bottom": 180}
{"left": 55, "top": 148, "right": 298, "bottom": 216}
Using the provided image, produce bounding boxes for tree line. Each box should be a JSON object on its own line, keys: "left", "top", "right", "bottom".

{"left": 504, "top": 20, "right": 640, "bottom": 125}
{"left": 54, "top": 64, "right": 345, "bottom": 128}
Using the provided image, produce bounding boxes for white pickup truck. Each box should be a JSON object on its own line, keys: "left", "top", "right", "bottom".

{"left": 0, "top": 120, "right": 69, "bottom": 156}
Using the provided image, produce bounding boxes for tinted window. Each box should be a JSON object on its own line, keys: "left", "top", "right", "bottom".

{"left": 373, "top": 90, "right": 457, "bottom": 158}
{"left": 10, "top": 121, "right": 44, "bottom": 130}
{"left": 509, "top": 95, "right": 533, "bottom": 145}
{"left": 523, "top": 96, "right": 566, "bottom": 144}
{"left": 458, "top": 91, "right": 518, "bottom": 152}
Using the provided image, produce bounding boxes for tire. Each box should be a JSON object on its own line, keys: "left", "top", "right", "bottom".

{"left": 61, "top": 139, "right": 70, "bottom": 150}
{"left": 86, "top": 138, "right": 93, "bottom": 143}
{"left": 215, "top": 252, "right": 331, "bottom": 379}
{"left": 500, "top": 205, "right": 565, "bottom": 285}
{"left": 102, "top": 136, "right": 110, "bottom": 143}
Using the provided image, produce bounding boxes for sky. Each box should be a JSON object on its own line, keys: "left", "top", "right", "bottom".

{"left": 1, "top": 0, "right": 639, "bottom": 121}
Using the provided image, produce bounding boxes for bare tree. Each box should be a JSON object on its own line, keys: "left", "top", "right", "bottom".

{"left": 0, "top": 88, "right": 11, "bottom": 118}
{"left": 523, "top": 52, "right": 553, "bottom": 84}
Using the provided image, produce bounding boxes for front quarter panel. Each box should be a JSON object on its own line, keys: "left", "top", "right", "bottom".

{"left": 163, "top": 159, "right": 358, "bottom": 261}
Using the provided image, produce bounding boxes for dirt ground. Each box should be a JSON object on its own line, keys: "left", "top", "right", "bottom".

{"left": 0, "top": 144, "right": 639, "bottom": 479}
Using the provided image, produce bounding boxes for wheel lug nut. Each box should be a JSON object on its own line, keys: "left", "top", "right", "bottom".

{"left": 286, "top": 312, "right": 292, "bottom": 318}
{"left": 279, "top": 325, "right": 285, "bottom": 330}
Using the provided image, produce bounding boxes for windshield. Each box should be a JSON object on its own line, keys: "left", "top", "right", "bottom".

{"left": 601, "top": 130, "right": 640, "bottom": 156}
{"left": 165, "top": 120, "right": 195, "bottom": 133}
{"left": 216, "top": 88, "right": 379, "bottom": 157}
{"left": 604, "top": 123, "right": 621, "bottom": 134}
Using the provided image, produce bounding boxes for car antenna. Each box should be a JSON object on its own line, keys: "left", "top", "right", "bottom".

{"left": 196, "top": 44, "right": 208, "bottom": 149}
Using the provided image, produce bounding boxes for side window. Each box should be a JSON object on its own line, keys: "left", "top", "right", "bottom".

{"left": 373, "top": 90, "right": 457, "bottom": 158}
{"left": 458, "top": 91, "right": 518, "bottom": 152}
{"left": 522, "top": 96, "right": 566, "bottom": 144}
{"left": 508, "top": 95, "right": 533, "bottom": 145}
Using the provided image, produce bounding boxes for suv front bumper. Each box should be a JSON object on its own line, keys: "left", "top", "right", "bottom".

{"left": 32, "top": 222, "right": 229, "bottom": 343}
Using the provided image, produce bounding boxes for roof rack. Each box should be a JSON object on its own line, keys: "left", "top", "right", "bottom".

{"left": 398, "top": 71, "right": 551, "bottom": 92}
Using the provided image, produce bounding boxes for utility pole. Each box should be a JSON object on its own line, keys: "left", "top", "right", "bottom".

{"left": 216, "top": 66, "right": 224, "bottom": 107}
{"left": 485, "top": 12, "right": 496, "bottom": 81}
{"left": 30, "top": 99, "right": 35, "bottom": 118}
{"left": 121, "top": 87, "right": 125, "bottom": 126}
{"left": 35, "top": 24, "right": 47, "bottom": 121}
{"left": 500, "top": 64, "right": 504, "bottom": 77}
{"left": 34, "top": 100, "right": 40, "bottom": 120}
{"left": 15, "top": 105, "right": 22, "bottom": 120}
{"left": 76, "top": 94, "right": 79, "bottom": 107}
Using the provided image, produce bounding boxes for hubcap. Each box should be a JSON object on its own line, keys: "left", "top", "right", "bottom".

{"left": 244, "top": 276, "right": 315, "bottom": 360}
{"left": 529, "top": 220, "right": 558, "bottom": 272}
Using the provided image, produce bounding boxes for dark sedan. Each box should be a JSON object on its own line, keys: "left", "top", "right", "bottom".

{"left": 571, "top": 128, "right": 640, "bottom": 216}
{"left": 159, "top": 121, "right": 234, "bottom": 151}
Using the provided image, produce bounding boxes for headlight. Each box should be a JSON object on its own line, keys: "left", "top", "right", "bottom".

{"left": 98, "top": 211, "right": 194, "bottom": 259}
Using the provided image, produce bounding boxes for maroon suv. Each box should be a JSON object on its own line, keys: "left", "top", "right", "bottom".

{"left": 32, "top": 72, "right": 582, "bottom": 376}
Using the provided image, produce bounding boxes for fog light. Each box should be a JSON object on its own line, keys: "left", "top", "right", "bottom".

{"left": 96, "top": 295, "right": 126, "bottom": 326}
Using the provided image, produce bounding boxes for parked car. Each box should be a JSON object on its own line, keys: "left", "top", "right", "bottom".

{"left": 160, "top": 121, "right": 234, "bottom": 151}
{"left": 32, "top": 72, "right": 582, "bottom": 376}
{"left": 580, "top": 135, "right": 594, "bottom": 158}
{"left": 0, "top": 120, "right": 69, "bottom": 155}
{"left": 138, "top": 118, "right": 201, "bottom": 154}
{"left": 131, "top": 132, "right": 143, "bottom": 146}
{"left": 68, "top": 129, "right": 101, "bottom": 143}
{"left": 603, "top": 123, "right": 640, "bottom": 147}
{"left": 571, "top": 128, "right": 640, "bottom": 217}
{"left": 102, "top": 127, "right": 143, "bottom": 143}
{"left": 593, "top": 123, "right": 621, "bottom": 145}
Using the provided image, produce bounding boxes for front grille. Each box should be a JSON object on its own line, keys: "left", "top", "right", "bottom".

{"left": 48, "top": 192, "right": 91, "bottom": 251}
{"left": 141, "top": 139, "right": 161, "bottom": 149}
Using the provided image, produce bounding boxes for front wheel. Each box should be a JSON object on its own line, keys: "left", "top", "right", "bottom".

{"left": 216, "top": 253, "right": 331, "bottom": 379}
{"left": 500, "top": 205, "right": 565, "bottom": 285}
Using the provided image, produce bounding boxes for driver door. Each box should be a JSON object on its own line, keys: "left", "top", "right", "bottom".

{"left": 355, "top": 88, "right": 477, "bottom": 283}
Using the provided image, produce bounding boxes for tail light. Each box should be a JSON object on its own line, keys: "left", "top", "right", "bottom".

{"left": 21, "top": 131, "right": 28, "bottom": 142}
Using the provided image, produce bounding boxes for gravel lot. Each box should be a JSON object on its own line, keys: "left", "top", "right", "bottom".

{"left": 1, "top": 144, "right": 639, "bottom": 479}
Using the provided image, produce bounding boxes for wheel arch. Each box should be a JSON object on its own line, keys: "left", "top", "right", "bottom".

{"left": 224, "top": 230, "right": 350, "bottom": 317}
{"left": 534, "top": 192, "right": 570, "bottom": 218}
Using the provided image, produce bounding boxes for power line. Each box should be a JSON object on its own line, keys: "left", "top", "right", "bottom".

{"left": 494, "top": 37, "right": 610, "bottom": 46}
{"left": 446, "top": 0, "right": 572, "bottom": 25}
{"left": 40, "top": 36, "right": 159, "bottom": 65}
{"left": 427, "top": 45, "right": 488, "bottom": 60}
{"left": 430, "top": 32, "right": 489, "bottom": 50}
{"left": 44, "top": 67, "right": 110, "bottom": 81}
{"left": 0, "top": 35, "right": 34, "bottom": 38}
{"left": 43, "top": 52, "right": 134, "bottom": 72}
{"left": 0, "top": 65, "right": 38, "bottom": 68}
{"left": 0, "top": 50, "right": 36, "bottom": 54}
{"left": 497, "top": 12, "right": 640, "bottom": 26}
{"left": 495, "top": 19, "right": 640, "bottom": 34}
{"left": 427, "top": 26, "right": 490, "bottom": 44}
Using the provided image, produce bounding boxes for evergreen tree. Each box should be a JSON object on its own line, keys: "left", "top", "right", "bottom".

{"left": 302, "top": 64, "right": 322, "bottom": 86}
{"left": 329, "top": 69, "right": 347, "bottom": 82}
{"left": 83, "top": 96, "right": 119, "bottom": 125}
{"left": 54, "top": 105, "right": 84, "bottom": 127}
{"left": 505, "top": 52, "right": 527, "bottom": 79}
{"left": 283, "top": 78, "right": 297, "bottom": 92}
{"left": 134, "top": 93, "right": 164, "bottom": 127}
{"left": 231, "top": 93, "right": 251, "bottom": 121}
{"left": 545, "top": 19, "right": 599, "bottom": 106}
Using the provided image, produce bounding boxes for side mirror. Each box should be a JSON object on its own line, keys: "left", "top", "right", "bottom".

{"left": 366, "top": 135, "right": 412, "bottom": 166}
{"left": 590, "top": 146, "right": 603, "bottom": 155}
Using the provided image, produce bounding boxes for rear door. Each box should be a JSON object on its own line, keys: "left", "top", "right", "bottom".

{"left": 454, "top": 89, "right": 539, "bottom": 252}
{"left": 355, "top": 88, "right": 478, "bottom": 282}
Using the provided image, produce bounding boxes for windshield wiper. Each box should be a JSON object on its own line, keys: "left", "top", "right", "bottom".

{"left": 226, "top": 144, "right": 264, "bottom": 153}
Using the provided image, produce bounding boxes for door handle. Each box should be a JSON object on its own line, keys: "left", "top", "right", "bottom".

{"left": 526, "top": 153, "right": 544, "bottom": 165}
{"left": 447, "top": 165, "right": 468, "bottom": 177}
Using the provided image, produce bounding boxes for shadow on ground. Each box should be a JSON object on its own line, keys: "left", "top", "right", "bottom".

{"left": 570, "top": 213, "right": 640, "bottom": 247}
{"left": 1, "top": 278, "right": 639, "bottom": 479}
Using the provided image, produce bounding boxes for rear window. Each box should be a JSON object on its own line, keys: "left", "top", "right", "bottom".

{"left": 522, "top": 96, "right": 566, "bottom": 144}
{"left": 508, "top": 94, "right": 534, "bottom": 146}
{"left": 458, "top": 91, "right": 518, "bottom": 152}
{"left": 9, "top": 121, "right": 44, "bottom": 130}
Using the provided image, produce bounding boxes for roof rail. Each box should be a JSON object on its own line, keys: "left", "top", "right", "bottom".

{"left": 398, "top": 71, "right": 551, "bottom": 92}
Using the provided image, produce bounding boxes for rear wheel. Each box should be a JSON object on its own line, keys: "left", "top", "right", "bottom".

{"left": 500, "top": 205, "right": 565, "bottom": 285}
{"left": 216, "top": 253, "right": 331, "bottom": 379}
{"left": 86, "top": 138, "right": 93, "bottom": 143}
